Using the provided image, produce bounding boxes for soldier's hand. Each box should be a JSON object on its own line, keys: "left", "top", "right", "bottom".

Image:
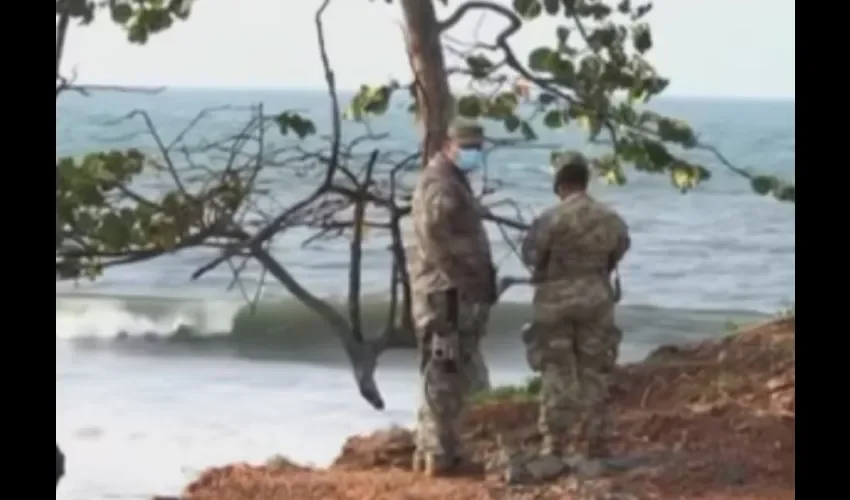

{"left": 487, "top": 264, "right": 499, "bottom": 304}
{"left": 521, "top": 323, "right": 544, "bottom": 372}
{"left": 495, "top": 275, "right": 531, "bottom": 299}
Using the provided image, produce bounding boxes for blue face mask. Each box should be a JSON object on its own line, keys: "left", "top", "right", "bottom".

{"left": 455, "top": 148, "right": 484, "bottom": 173}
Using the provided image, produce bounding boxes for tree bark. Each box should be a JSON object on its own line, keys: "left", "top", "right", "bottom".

{"left": 56, "top": 443, "right": 65, "bottom": 489}
{"left": 399, "top": 0, "right": 454, "bottom": 162}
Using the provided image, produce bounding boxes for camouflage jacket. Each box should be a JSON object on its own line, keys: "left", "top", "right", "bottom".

{"left": 521, "top": 192, "right": 630, "bottom": 321}
{"left": 408, "top": 153, "right": 495, "bottom": 305}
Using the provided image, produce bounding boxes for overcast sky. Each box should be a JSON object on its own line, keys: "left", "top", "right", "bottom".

{"left": 61, "top": 0, "right": 795, "bottom": 99}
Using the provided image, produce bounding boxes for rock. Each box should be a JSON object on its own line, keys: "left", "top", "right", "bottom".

{"left": 601, "top": 453, "right": 666, "bottom": 472}
{"left": 502, "top": 453, "right": 568, "bottom": 485}
{"left": 503, "top": 459, "right": 530, "bottom": 485}
{"left": 645, "top": 345, "right": 683, "bottom": 363}
{"left": 574, "top": 458, "right": 605, "bottom": 478}
{"left": 566, "top": 452, "right": 666, "bottom": 480}
{"left": 717, "top": 461, "right": 749, "bottom": 486}
{"left": 332, "top": 426, "right": 414, "bottom": 470}
{"left": 56, "top": 443, "right": 65, "bottom": 489}
{"left": 525, "top": 455, "right": 567, "bottom": 481}
{"left": 265, "top": 454, "right": 308, "bottom": 472}
{"left": 172, "top": 325, "right": 197, "bottom": 340}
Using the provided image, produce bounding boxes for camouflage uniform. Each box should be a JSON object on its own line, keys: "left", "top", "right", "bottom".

{"left": 521, "top": 152, "right": 630, "bottom": 458}
{"left": 408, "top": 121, "right": 497, "bottom": 473}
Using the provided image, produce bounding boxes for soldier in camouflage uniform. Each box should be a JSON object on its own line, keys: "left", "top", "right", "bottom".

{"left": 408, "top": 119, "right": 498, "bottom": 476}
{"left": 521, "top": 152, "right": 630, "bottom": 459}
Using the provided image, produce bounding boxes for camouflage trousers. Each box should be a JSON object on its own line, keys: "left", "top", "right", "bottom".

{"left": 522, "top": 307, "right": 621, "bottom": 456}
{"left": 413, "top": 292, "right": 490, "bottom": 460}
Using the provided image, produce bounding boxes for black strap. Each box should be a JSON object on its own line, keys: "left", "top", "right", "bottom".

{"left": 445, "top": 288, "right": 459, "bottom": 328}
{"left": 439, "top": 152, "right": 474, "bottom": 194}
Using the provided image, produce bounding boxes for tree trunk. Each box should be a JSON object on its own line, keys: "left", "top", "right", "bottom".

{"left": 56, "top": 443, "right": 65, "bottom": 489}
{"left": 399, "top": 0, "right": 454, "bottom": 162}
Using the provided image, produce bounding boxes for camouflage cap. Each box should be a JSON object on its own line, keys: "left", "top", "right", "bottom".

{"left": 551, "top": 150, "right": 589, "bottom": 174}
{"left": 551, "top": 150, "right": 591, "bottom": 192}
{"left": 448, "top": 118, "right": 485, "bottom": 146}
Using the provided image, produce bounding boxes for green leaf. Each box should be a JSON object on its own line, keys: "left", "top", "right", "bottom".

{"left": 550, "top": 58, "right": 575, "bottom": 83}
{"left": 775, "top": 185, "right": 795, "bottom": 203}
{"left": 513, "top": 0, "right": 542, "bottom": 19}
{"left": 110, "top": 3, "right": 134, "bottom": 24}
{"left": 127, "top": 23, "right": 149, "bottom": 44}
{"left": 520, "top": 121, "right": 538, "bottom": 140}
{"left": 587, "top": 26, "right": 617, "bottom": 50}
{"left": 642, "top": 139, "right": 674, "bottom": 169}
{"left": 628, "top": 86, "right": 648, "bottom": 105}
{"left": 574, "top": 2, "right": 612, "bottom": 19}
{"left": 100, "top": 212, "right": 130, "bottom": 250}
{"left": 344, "top": 84, "right": 395, "bottom": 120}
{"left": 543, "top": 109, "right": 564, "bottom": 128}
{"left": 275, "top": 112, "right": 316, "bottom": 138}
{"left": 63, "top": 0, "right": 96, "bottom": 23}
{"left": 577, "top": 114, "right": 602, "bottom": 139}
{"left": 645, "top": 77, "right": 670, "bottom": 97}
{"left": 528, "top": 47, "right": 556, "bottom": 72}
{"left": 504, "top": 115, "right": 521, "bottom": 132}
{"left": 488, "top": 92, "right": 519, "bottom": 119}
{"left": 695, "top": 165, "right": 712, "bottom": 182}
{"left": 657, "top": 118, "right": 697, "bottom": 148}
{"left": 556, "top": 26, "right": 570, "bottom": 47}
{"left": 538, "top": 93, "right": 557, "bottom": 105}
{"left": 670, "top": 164, "right": 698, "bottom": 193}
{"left": 543, "top": 0, "right": 560, "bottom": 15}
{"left": 750, "top": 176, "right": 776, "bottom": 196}
{"left": 457, "top": 95, "right": 483, "bottom": 118}
{"left": 596, "top": 155, "right": 627, "bottom": 186}
{"left": 604, "top": 169, "right": 627, "bottom": 185}
{"left": 549, "top": 150, "right": 566, "bottom": 166}
{"left": 633, "top": 24, "right": 653, "bottom": 53}
{"left": 633, "top": 2, "right": 653, "bottom": 20}
{"left": 617, "top": 0, "right": 631, "bottom": 14}
{"left": 466, "top": 55, "right": 494, "bottom": 78}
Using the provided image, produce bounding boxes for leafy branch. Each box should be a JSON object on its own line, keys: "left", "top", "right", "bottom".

{"left": 352, "top": 0, "right": 794, "bottom": 203}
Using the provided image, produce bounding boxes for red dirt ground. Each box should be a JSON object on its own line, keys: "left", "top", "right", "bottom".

{"left": 178, "top": 316, "right": 795, "bottom": 500}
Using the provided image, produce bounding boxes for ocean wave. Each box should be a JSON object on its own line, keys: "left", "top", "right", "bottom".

{"left": 56, "top": 293, "right": 768, "bottom": 351}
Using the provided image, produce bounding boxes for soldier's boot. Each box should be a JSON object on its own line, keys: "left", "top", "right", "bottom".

{"left": 411, "top": 450, "right": 426, "bottom": 473}
{"left": 423, "top": 453, "right": 485, "bottom": 478}
{"left": 523, "top": 433, "right": 568, "bottom": 481}
{"left": 585, "top": 407, "right": 613, "bottom": 460}
{"left": 587, "top": 438, "right": 612, "bottom": 460}
{"left": 540, "top": 433, "right": 567, "bottom": 459}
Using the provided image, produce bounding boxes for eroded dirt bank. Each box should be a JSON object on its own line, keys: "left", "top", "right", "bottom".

{"left": 176, "top": 316, "right": 795, "bottom": 500}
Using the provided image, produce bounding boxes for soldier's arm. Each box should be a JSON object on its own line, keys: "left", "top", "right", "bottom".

{"left": 608, "top": 214, "right": 631, "bottom": 270}
{"left": 421, "top": 180, "right": 477, "bottom": 282}
{"left": 521, "top": 212, "right": 553, "bottom": 271}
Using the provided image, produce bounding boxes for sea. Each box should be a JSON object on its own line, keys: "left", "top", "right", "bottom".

{"left": 56, "top": 88, "right": 795, "bottom": 499}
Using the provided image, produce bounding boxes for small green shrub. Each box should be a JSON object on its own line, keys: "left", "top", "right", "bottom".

{"left": 471, "top": 376, "right": 542, "bottom": 404}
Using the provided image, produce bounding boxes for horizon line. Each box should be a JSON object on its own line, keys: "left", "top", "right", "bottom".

{"left": 66, "top": 83, "right": 795, "bottom": 102}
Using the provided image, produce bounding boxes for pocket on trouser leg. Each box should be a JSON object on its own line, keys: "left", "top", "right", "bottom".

{"left": 575, "top": 324, "right": 618, "bottom": 408}
{"left": 420, "top": 365, "right": 463, "bottom": 456}
{"left": 538, "top": 364, "right": 581, "bottom": 444}
{"left": 607, "top": 324, "right": 622, "bottom": 367}
{"left": 463, "top": 345, "right": 490, "bottom": 395}
{"left": 423, "top": 356, "right": 464, "bottom": 416}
